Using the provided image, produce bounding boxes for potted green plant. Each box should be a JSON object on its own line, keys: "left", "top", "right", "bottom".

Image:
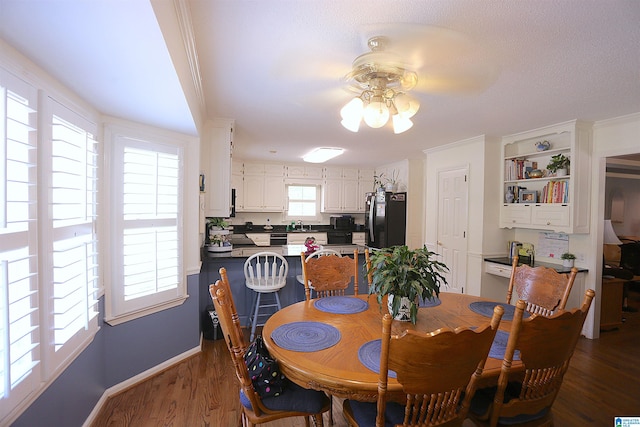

{"left": 373, "top": 173, "right": 385, "bottom": 193}
{"left": 546, "top": 153, "right": 570, "bottom": 176}
{"left": 383, "top": 169, "right": 399, "bottom": 192}
{"left": 367, "top": 245, "right": 449, "bottom": 324}
{"left": 560, "top": 252, "right": 576, "bottom": 268}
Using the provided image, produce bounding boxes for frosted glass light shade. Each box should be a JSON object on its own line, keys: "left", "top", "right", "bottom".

{"left": 392, "top": 115, "right": 413, "bottom": 134}
{"left": 394, "top": 93, "right": 420, "bottom": 119}
{"left": 341, "top": 117, "right": 361, "bottom": 132}
{"left": 363, "top": 100, "right": 389, "bottom": 128}
{"left": 303, "top": 147, "right": 345, "bottom": 163}
{"left": 340, "top": 97, "right": 364, "bottom": 120}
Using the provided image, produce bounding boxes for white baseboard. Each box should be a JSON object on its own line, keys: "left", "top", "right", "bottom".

{"left": 83, "top": 339, "right": 202, "bottom": 427}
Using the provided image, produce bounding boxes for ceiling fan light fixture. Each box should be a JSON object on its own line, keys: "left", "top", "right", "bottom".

{"left": 392, "top": 114, "right": 413, "bottom": 134}
{"left": 393, "top": 92, "right": 420, "bottom": 119}
{"left": 340, "top": 97, "right": 364, "bottom": 120}
{"left": 303, "top": 147, "right": 345, "bottom": 163}
{"left": 363, "top": 96, "right": 390, "bottom": 128}
{"left": 341, "top": 117, "right": 361, "bottom": 132}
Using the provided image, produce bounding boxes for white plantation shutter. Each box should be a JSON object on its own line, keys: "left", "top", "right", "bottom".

{"left": 108, "top": 135, "right": 184, "bottom": 322}
{"left": 41, "top": 101, "right": 99, "bottom": 373}
{"left": 0, "top": 71, "right": 40, "bottom": 419}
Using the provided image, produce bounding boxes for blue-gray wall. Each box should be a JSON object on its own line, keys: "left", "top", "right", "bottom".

{"left": 12, "top": 273, "right": 201, "bottom": 427}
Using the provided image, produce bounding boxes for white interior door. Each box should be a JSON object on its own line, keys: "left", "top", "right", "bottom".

{"left": 437, "top": 168, "right": 469, "bottom": 294}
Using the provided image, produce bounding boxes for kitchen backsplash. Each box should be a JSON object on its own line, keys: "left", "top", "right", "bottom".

{"left": 226, "top": 212, "right": 366, "bottom": 227}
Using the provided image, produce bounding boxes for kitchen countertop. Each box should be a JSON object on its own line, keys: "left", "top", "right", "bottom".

{"left": 202, "top": 243, "right": 366, "bottom": 260}
{"left": 484, "top": 257, "right": 587, "bottom": 274}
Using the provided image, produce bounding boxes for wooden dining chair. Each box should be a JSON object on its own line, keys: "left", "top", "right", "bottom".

{"left": 468, "top": 288, "right": 595, "bottom": 427}
{"left": 343, "top": 305, "right": 505, "bottom": 427}
{"left": 506, "top": 256, "right": 578, "bottom": 316}
{"left": 301, "top": 248, "right": 359, "bottom": 300}
{"left": 210, "top": 267, "right": 330, "bottom": 427}
{"left": 364, "top": 247, "right": 373, "bottom": 287}
{"left": 296, "top": 248, "right": 342, "bottom": 299}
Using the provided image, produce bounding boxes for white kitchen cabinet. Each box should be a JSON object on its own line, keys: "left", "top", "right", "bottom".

{"left": 322, "top": 178, "right": 359, "bottom": 213}
{"left": 243, "top": 175, "right": 285, "bottom": 212}
{"left": 499, "top": 120, "right": 592, "bottom": 233}
{"left": 232, "top": 159, "right": 244, "bottom": 211}
{"left": 286, "top": 232, "right": 328, "bottom": 245}
{"left": 357, "top": 169, "right": 375, "bottom": 211}
{"left": 204, "top": 119, "right": 234, "bottom": 217}
{"left": 352, "top": 232, "right": 366, "bottom": 245}
{"left": 241, "top": 162, "right": 285, "bottom": 212}
{"left": 322, "top": 168, "right": 373, "bottom": 213}
{"left": 286, "top": 164, "right": 323, "bottom": 179}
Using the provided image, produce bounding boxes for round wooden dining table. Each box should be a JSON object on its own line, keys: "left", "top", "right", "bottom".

{"left": 262, "top": 292, "right": 518, "bottom": 402}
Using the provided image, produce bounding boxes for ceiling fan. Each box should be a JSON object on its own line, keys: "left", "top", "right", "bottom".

{"left": 339, "top": 23, "right": 498, "bottom": 134}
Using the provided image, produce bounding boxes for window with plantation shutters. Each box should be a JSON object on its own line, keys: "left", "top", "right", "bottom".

{"left": 40, "top": 101, "right": 99, "bottom": 371}
{"left": 106, "top": 133, "right": 185, "bottom": 324}
{"left": 0, "top": 71, "right": 40, "bottom": 421}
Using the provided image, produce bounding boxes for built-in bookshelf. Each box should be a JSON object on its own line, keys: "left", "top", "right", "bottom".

{"left": 500, "top": 120, "right": 592, "bottom": 233}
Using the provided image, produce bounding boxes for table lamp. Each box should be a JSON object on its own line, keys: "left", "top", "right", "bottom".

{"left": 603, "top": 219, "right": 622, "bottom": 245}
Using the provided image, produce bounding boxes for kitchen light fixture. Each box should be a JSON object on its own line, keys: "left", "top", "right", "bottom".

{"left": 303, "top": 147, "right": 344, "bottom": 163}
{"left": 340, "top": 36, "right": 420, "bottom": 134}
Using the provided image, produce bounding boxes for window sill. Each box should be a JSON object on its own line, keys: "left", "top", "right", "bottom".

{"left": 104, "top": 295, "right": 189, "bottom": 326}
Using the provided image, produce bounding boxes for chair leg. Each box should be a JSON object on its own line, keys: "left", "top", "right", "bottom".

{"left": 313, "top": 413, "right": 324, "bottom": 427}
{"left": 250, "top": 293, "right": 261, "bottom": 342}
{"left": 274, "top": 291, "right": 282, "bottom": 310}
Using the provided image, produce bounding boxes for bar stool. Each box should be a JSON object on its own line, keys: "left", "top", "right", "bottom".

{"left": 244, "top": 251, "right": 288, "bottom": 341}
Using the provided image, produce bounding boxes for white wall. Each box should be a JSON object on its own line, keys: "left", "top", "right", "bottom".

{"left": 424, "top": 135, "right": 508, "bottom": 297}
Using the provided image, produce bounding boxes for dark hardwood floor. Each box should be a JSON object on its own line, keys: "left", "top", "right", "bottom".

{"left": 91, "top": 311, "right": 640, "bottom": 427}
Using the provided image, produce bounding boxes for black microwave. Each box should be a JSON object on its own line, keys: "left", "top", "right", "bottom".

{"left": 330, "top": 216, "right": 354, "bottom": 230}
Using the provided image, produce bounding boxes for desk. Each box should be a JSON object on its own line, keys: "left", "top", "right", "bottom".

{"left": 600, "top": 277, "right": 625, "bottom": 330}
{"left": 262, "top": 293, "right": 517, "bottom": 402}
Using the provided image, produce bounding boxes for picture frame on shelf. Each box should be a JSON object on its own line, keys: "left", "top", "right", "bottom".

{"left": 519, "top": 190, "right": 537, "bottom": 203}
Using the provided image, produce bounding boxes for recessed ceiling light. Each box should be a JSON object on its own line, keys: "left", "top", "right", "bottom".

{"left": 303, "top": 147, "right": 344, "bottom": 163}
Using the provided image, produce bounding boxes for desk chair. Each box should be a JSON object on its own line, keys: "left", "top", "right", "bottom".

{"left": 296, "top": 249, "right": 341, "bottom": 299}
{"left": 506, "top": 256, "right": 578, "bottom": 316}
{"left": 301, "top": 248, "right": 358, "bottom": 301}
{"left": 343, "top": 305, "right": 505, "bottom": 427}
{"left": 244, "top": 252, "right": 288, "bottom": 341}
{"left": 468, "top": 289, "right": 595, "bottom": 427}
{"left": 210, "top": 268, "right": 330, "bottom": 427}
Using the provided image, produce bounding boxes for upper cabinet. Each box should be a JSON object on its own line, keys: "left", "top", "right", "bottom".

{"left": 286, "top": 164, "right": 323, "bottom": 179}
{"left": 322, "top": 167, "right": 360, "bottom": 213}
{"left": 241, "top": 162, "right": 285, "bottom": 212}
{"left": 500, "top": 120, "right": 592, "bottom": 233}
{"left": 204, "top": 119, "right": 234, "bottom": 217}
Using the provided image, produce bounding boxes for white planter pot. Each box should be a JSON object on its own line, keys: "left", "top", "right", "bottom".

{"left": 562, "top": 259, "right": 574, "bottom": 268}
{"left": 387, "top": 295, "right": 412, "bottom": 322}
{"left": 556, "top": 168, "right": 567, "bottom": 177}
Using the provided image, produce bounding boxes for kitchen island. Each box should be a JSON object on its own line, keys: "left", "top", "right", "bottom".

{"left": 200, "top": 244, "right": 368, "bottom": 334}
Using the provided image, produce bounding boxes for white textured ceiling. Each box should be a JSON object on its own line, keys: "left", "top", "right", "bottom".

{"left": 1, "top": 0, "right": 639, "bottom": 167}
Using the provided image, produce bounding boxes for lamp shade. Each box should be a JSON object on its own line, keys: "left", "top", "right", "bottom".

{"left": 603, "top": 219, "right": 622, "bottom": 245}
{"left": 363, "top": 98, "right": 389, "bottom": 128}
{"left": 392, "top": 115, "right": 413, "bottom": 134}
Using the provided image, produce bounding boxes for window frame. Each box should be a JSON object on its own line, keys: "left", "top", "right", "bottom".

{"left": 103, "top": 125, "right": 187, "bottom": 326}
{"left": 285, "top": 183, "right": 321, "bottom": 221}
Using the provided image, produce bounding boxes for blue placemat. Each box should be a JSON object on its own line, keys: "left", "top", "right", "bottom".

{"left": 358, "top": 339, "right": 397, "bottom": 379}
{"left": 314, "top": 296, "right": 369, "bottom": 314}
{"left": 271, "top": 321, "right": 341, "bottom": 352}
{"left": 419, "top": 296, "right": 441, "bottom": 308}
{"left": 468, "top": 301, "right": 531, "bottom": 321}
{"left": 489, "top": 330, "right": 521, "bottom": 361}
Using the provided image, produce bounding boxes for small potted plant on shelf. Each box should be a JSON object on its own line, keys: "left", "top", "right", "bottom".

{"left": 383, "top": 169, "right": 399, "bottom": 192}
{"left": 367, "top": 245, "right": 449, "bottom": 324}
{"left": 373, "top": 173, "right": 385, "bottom": 193}
{"left": 546, "top": 153, "right": 570, "bottom": 177}
{"left": 560, "top": 252, "right": 576, "bottom": 268}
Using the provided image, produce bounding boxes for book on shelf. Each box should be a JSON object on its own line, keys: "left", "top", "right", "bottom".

{"left": 504, "top": 159, "right": 538, "bottom": 180}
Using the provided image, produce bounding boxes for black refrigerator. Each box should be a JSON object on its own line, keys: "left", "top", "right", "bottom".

{"left": 365, "top": 191, "right": 407, "bottom": 248}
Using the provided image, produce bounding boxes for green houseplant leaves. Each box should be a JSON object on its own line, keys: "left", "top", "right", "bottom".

{"left": 367, "top": 245, "right": 449, "bottom": 324}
